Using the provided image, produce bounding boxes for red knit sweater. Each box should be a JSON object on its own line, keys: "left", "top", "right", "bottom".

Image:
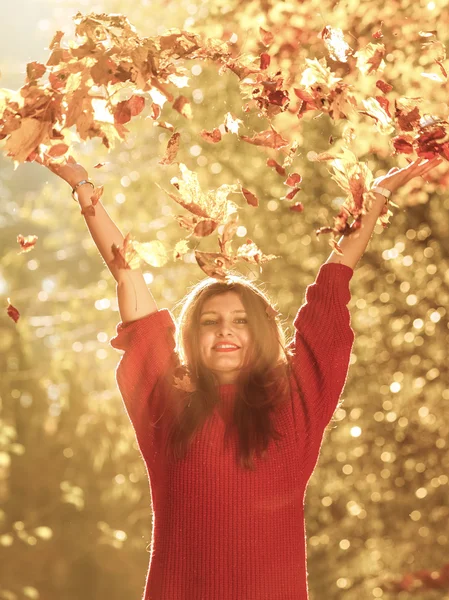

{"left": 110, "top": 262, "right": 355, "bottom": 600}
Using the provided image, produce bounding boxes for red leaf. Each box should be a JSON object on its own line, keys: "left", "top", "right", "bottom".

{"left": 266, "top": 158, "right": 286, "bottom": 176}
{"left": 376, "top": 80, "right": 393, "bottom": 93}
{"left": 259, "top": 27, "right": 274, "bottom": 46}
{"left": 284, "top": 172, "right": 302, "bottom": 187}
{"left": 17, "top": 234, "right": 38, "bottom": 253}
{"left": 289, "top": 202, "right": 304, "bottom": 212}
{"left": 114, "top": 96, "right": 145, "bottom": 124}
{"left": 396, "top": 106, "right": 421, "bottom": 131}
{"left": 375, "top": 95, "right": 391, "bottom": 117}
{"left": 260, "top": 53, "right": 271, "bottom": 70}
{"left": 392, "top": 136, "right": 414, "bottom": 154}
{"left": 200, "top": 128, "right": 222, "bottom": 143}
{"left": 372, "top": 28, "right": 383, "bottom": 39}
{"left": 150, "top": 103, "right": 161, "bottom": 120}
{"left": 94, "top": 162, "right": 108, "bottom": 169}
{"left": 242, "top": 187, "right": 259, "bottom": 207}
{"left": 435, "top": 60, "right": 448, "bottom": 78}
{"left": 26, "top": 61, "right": 46, "bottom": 81}
{"left": 285, "top": 187, "right": 301, "bottom": 200}
{"left": 7, "top": 298, "right": 20, "bottom": 323}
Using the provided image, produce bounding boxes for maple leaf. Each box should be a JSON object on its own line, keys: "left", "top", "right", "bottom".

{"left": 133, "top": 240, "right": 168, "bottom": 267}
{"left": 159, "top": 132, "right": 181, "bottom": 165}
{"left": 7, "top": 298, "right": 20, "bottom": 323}
{"left": 241, "top": 187, "right": 259, "bottom": 207}
{"left": 5, "top": 117, "right": 50, "bottom": 162}
{"left": 195, "top": 250, "right": 234, "bottom": 280}
{"left": 354, "top": 43, "right": 386, "bottom": 75}
{"left": 200, "top": 128, "right": 222, "bottom": 143}
{"left": 16, "top": 234, "right": 38, "bottom": 254}
{"left": 240, "top": 126, "right": 289, "bottom": 149}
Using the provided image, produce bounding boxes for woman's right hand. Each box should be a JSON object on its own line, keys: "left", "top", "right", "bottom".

{"left": 33, "top": 153, "right": 89, "bottom": 189}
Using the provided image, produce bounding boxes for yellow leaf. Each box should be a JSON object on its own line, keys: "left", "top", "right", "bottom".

{"left": 133, "top": 240, "right": 168, "bottom": 267}
{"left": 4, "top": 117, "right": 50, "bottom": 163}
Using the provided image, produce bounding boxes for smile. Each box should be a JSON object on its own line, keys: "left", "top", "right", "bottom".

{"left": 213, "top": 344, "right": 240, "bottom": 352}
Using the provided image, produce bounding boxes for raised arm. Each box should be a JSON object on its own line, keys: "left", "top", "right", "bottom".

{"left": 325, "top": 157, "right": 442, "bottom": 270}
{"left": 42, "top": 156, "right": 157, "bottom": 323}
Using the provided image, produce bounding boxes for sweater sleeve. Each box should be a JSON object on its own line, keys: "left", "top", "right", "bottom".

{"left": 109, "top": 309, "right": 177, "bottom": 447}
{"left": 287, "top": 263, "right": 355, "bottom": 429}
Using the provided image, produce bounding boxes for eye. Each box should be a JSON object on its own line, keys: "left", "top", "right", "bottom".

{"left": 235, "top": 318, "right": 248, "bottom": 324}
{"left": 201, "top": 320, "right": 216, "bottom": 325}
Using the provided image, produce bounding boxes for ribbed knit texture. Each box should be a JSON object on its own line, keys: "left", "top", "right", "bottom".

{"left": 110, "top": 262, "right": 355, "bottom": 600}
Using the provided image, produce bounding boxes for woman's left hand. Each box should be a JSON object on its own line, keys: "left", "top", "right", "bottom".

{"left": 372, "top": 156, "right": 444, "bottom": 193}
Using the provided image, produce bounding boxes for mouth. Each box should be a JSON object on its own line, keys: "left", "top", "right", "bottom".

{"left": 212, "top": 344, "right": 240, "bottom": 352}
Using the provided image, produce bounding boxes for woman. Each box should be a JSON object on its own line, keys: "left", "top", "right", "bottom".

{"left": 44, "top": 154, "right": 441, "bottom": 600}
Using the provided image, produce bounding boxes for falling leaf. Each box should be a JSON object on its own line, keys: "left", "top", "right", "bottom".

{"left": 114, "top": 95, "right": 145, "bottom": 124}
{"left": 266, "top": 158, "right": 286, "bottom": 176}
{"left": 173, "top": 95, "right": 192, "bottom": 119}
{"left": 236, "top": 240, "right": 278, "bottom": 264}
{"left": 319, "top": 26, "right": 353, "bottom": 62}
{"left": 195, "top": 250, "right": 232, "bottom": 280}
{"left": 224, "top": 112, "right": 243, "bottom": 134}
{"left": 26, "top": 62, "right": 46, "bottom": 81}
{"left": 173, "top": 239, "right": 190, "bottom": 260}
{"left": 376, "top": 80, "right": 393, "bottom": 93}
{"left": 193, "top": 219, "right": 219, "bottom": 237}
{"left": 241, "top": 126, "right": 289, "bottom": 149}
{"left": 282, "top": 187, "right": 301, "bottom": 200}
{"left": 94, "top": 162, "right": 108, "bottom": 168}
{"left": 47, "top": 143, "right": 69, "bottom": 158}
{"left": 159, "top": 132, "right": 181, "bottom": 165}
{"left": 242, "top": 187, "right": 259, "bottom": 207}
{"left": 259, "top": 27, "right": 274, "bottom": 47}
{"left": 17, "top": 234, "right": 38, "bottom": 253}
{"left": 132, "top": 239, "right": 168, "bottom": 267}
{"left": 110, "top": 233, "right": 141, "bottom": 271}
{"left": 289, "top": 202, "right": 304, "bottom": 212}
{"left": 284, "top": 173, "right": 302, "bottom": 187}
{"left": 396, "top": 106, "right": 421, "bottom": 132}
{"left": 200, "top": 128, "right": 222, "bottom": 143}
{"left": 260, "top": 53, "right": 271, "bottom": 70}
{"left": 5, "top": 117, "right": 50, "bottom": 163}
{"left": 7, "top": 298, "right": 20, "bottom": 323}
{"left": 420, "top": 72, "right": 444, "bottom": 82}
{"left": 354, "top": 43, "right": 386, "bottom": 75}
{"left": 392, "top": 136, "right": 415, "bottom": 154}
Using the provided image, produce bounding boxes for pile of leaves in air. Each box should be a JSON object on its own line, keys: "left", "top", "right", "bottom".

{"left": 2, "top": 14, "right": 449, "bottom": 321}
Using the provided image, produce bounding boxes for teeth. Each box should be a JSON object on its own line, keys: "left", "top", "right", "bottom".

{"left": 215, "top": 345, "right": 238, "bottom": 349}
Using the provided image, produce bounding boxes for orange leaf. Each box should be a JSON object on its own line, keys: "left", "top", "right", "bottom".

{"left": 259, "top": 27, "right": 274, "bottom": 46}
{"left": 284, "top": 173, "right": 302, "bottom": 187}
{"left": 17, "top": 234, "right": 38, "bottom": 253}
{"left": 173, "top": 95, "right": 192, "bottom": 119}
{"left": 47, "top": 143, "right": 69, "bottom": 158}
{"left": 159, "top": 132, "right": 181, "bottom": 165}
{"left": 114, "top": 95, "right": 145, "bottom": 124}
{"left": 193, "top": 219, "right": 219, "bottom": 237}
{"left": 241, "top": 126, "right": 289, "bottom": 149}
{"left": 200, "top": 128, "right": 222, "bottom": 143}
{"left": 260, "top": 53, "right": 271, "bottom": 70}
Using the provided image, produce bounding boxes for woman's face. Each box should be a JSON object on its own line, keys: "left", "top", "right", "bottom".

{"left": 198, "top": 291, "right": 252, "bottom": 384}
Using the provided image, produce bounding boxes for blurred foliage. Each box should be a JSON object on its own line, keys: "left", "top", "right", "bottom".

{"left": 1, "top": 0, "right": 449, "bottom": 599}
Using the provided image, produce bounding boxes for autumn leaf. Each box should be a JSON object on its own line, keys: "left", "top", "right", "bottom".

{"left": 200, "top": 128, "right": 222, "bottom": 143}
{"left": 132, "top": 240, "right": 168, "bottom": 267}
{"left": 241, "top": 187, "right": 259, "bottom": 207}
{"left": 354, "top": 43, "right": 386, "bottom": 75}
{"left": 284, "top": 173, "right": 302, "bottom": 187}
{"left": 173, "top": 373, "right": 196, "bottom": 393}
{"left": 289, "top": 202, "right": 304, "bottom": 212}
{"left": 282, "top": 187, "right": 301, "bottom": 201}
{"left": 173, "top": 239, "right": 190, "bottom": 260}
{"left": 224, "top": 112, "right": 243, "bottom": 134}
{"left": 195, "top": 250, "right": 233, "bottom": 280}
{"left": 259, "top": 27, "right": 274, "bottom": 46}
{"left": 319, "top": 26, "right": 353, "bottom": 62}
{"left": 6, "top": 298, "right": 20, "bottom": 323}
{"left": 159, "top": 132, "right": 181, "bottom": 165}
{"left": 26, "top": 62, "right": 46, "bottom": 82}
{"left": 17, "top": 234, "right": 38, "bottom": 253}
{"left": 173, "top": 95, "right": 193, "bottom": 119}
{"left": 5, "top": 117, "right": 50, "bottom": 162}
{"left": 376, "top": 80, "right": 393, "bottom": 93}
{"left": 47, "top": 143, "right": 69, "bottom": 158}
{"left": 192, "top": 219, "right": 219, "bottom": 237}
{"left": 240, "top": 126, "right": 289, "bottom": 149}
{"left": 94, "top": 162, "right": 108, "bottom": 168}
{"left": 110, "top": 233, "right": 141, "bottom": 271}
{"left": 396, "top": 105, "right": 421, "bottom": 132}
{"left": 260, "top": 53, "right": 271, "bottom": 70}
{"left": 114, "top": 95, "right": 145, "bottom": 125}
{"left": 236, "top": 240, "right": 278, "bottom": 264}
{"left": 266, "top": 158, "right": 286, "bottom": 176}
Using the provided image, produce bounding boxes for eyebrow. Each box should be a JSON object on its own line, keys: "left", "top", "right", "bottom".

{"left": 200, "top": 310, "right": 247, "bottom": 316}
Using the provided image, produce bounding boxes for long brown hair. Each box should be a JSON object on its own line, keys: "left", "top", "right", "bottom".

{"left": 165, "top": 273, "right": 293, "bottom": 471}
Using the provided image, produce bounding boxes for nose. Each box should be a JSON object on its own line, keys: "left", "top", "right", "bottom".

{"left": 216, "top": 321, "right": 234, "bottom": 336}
